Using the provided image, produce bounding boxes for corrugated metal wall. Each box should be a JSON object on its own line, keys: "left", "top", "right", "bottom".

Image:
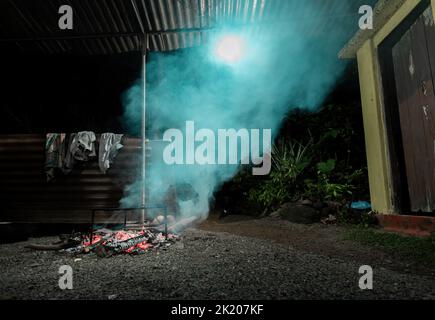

{"left": 0, "top": 134, "right": 143, "bottom": 223}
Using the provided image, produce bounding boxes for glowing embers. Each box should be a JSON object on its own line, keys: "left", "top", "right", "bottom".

{"left": 63, "top": 229, "right": 179, "bottom": 257}
{"left": 213, "top": 35, "right": 246, "bottom": 64}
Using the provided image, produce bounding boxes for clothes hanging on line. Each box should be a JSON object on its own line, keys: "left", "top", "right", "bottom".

{"left": 45, "top": 133, "right": 66, "bottom": 182}
{"left": 99, "top": 133, "right": 124, "bottom": 174}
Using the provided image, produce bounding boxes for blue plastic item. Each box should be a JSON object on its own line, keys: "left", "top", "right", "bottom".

{"left": 350, "top": 201, "right": 372, "bottom": 210}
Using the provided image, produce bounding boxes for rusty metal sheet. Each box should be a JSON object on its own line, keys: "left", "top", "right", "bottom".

{"left": 0, "top": 134, "right": 143, "bottom": 223}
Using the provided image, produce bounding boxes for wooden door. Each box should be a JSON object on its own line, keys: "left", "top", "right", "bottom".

{"left": 392, "top": 6, "right": 435, "bottom": 212}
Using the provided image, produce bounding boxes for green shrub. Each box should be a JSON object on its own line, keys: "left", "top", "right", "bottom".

{"left": 236, "top": 103, "right": 370, "bottom": 215}
{"left": 303, "top": 159, "right": 362, "bottom": 202}
{"left": 248, "top": 139, "right": 313, "bottom": 209}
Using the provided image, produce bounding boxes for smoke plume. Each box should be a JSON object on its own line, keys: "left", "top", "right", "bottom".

{"left": 121, "top": 1, "right": 362, "bottom": 220}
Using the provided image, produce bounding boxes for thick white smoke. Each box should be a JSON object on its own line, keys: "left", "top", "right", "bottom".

{"left": 120, "top": 1, "right": 367, "bottom": 221}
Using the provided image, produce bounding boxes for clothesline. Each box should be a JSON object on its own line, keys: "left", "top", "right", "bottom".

{"left": 45, "top": 131, "right": 124, "bottom": 181}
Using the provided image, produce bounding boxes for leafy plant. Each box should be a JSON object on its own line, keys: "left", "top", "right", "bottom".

{"left": 248, "top": 139, "right": 313, "bottom": 209}
{"left": 304, "top": 159, "right": 361, "bottom": 201}
{"left": 222, "top": 102, "right": 370, "bottom": 216}
{"left": 317, "top": 159, "right": 336, "bottom": 174}
{"left": 271, "top": 139, "right": 313, "bottom": 183}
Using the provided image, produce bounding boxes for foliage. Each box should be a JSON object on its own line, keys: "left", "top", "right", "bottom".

{"left": 248, "top": 139, "right": 313, "bottom": 209}
{"left": 304, "top": 159, "right": 364, "bottom": 202}
{"left": 271, "top": 140, "right": 313, "bottom": 183}
{"left": 215, "top": 102, "right": 370, "bottom": 216}
{"left": 317, "top": 159, "right": 336, "bottom": 174}
{"left": 246, "top": 103, "right": 370, "bottom": 212}
{"left": 344, "top": 228, "right": 435, "bottom": 266}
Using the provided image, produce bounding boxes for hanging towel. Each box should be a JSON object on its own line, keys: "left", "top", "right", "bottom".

{"left": 45, "top": 133, "right": 66, "bottom": 181}
{"left": 99, "top": 133, "right": 124, "bottom": 173}
{"left": 63, "top": 131, "right": 97, "bottom": 173}
{"left": 74, "top": 131, "right": 97, "bottom": 161}
{"left": 63, "top": 133, "right": 76, "bottom": 174}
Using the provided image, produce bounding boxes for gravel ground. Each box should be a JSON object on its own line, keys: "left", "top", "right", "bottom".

{"left": 200, "top": 216, "right": 435, "bottom": 276}
{"left": 0, "top": 225, "right": 434, "bottom": 300}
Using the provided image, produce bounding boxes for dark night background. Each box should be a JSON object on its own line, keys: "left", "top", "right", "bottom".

{"left": 0, "top": 51, "right": 364, "bottom": 136}
{"left": 0, "top": 52, "right": 142, "bottom": 134}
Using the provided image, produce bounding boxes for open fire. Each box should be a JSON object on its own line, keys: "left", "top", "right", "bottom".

{"left": 64, "top": 229, "right": 179, "bottom": 257}
{"left": 25, "top": 216, "right": 200, "bottom": 257}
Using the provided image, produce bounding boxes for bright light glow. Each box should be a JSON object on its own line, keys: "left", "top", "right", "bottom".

{"left": 213, "top": 35, "right": 246, "bottom": 64}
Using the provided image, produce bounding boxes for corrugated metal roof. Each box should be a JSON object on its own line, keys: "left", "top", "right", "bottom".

{"left": 0, "top": 0, "right": 377, "bottom": 55}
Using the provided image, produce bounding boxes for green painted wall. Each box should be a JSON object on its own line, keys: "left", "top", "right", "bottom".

{"left": 356, "top": 0, "right": 435, "bottom": 214}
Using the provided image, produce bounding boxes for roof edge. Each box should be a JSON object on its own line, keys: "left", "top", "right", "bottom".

{"left": 339, "top": 0, "right": 408, "bottom": 59}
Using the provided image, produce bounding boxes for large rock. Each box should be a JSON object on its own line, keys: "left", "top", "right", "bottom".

{"left": 277, "top": 203, "right": 320, "bottom": 224}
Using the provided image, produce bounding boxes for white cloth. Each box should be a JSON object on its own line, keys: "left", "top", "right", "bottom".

{"left": 99, "top": 133, "right": 124, "bottom": 173}
{"left": 63, "top": 131, "right": 97, "bottom": 173}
